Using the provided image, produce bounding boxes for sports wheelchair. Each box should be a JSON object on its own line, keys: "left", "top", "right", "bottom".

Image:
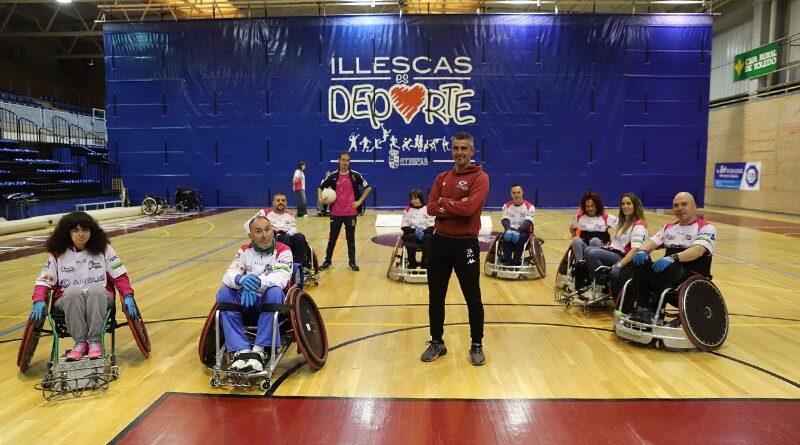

{"left": 17, "top": 294, "right": 150, "bottom": 401}
{"left": 198, "top": 284, "right": 328, "bottom": 391}
{"left": 484, "top": 232, "right": 546, "bottom": 280}
{"left": 174, "top": 186, "right": 203, "bottom": 212}
{"left": 553, "top": 248, "right": 617, "bottom": 314}
{"left": 387, "top": 235, "right": 428, "bottom": 283}
{"left": 141, "top": 194, "right": 168, "bottom": 215}
{"left": 613, "top": 274, "right": 728, "bottom": 351}
{"left": 278, "top": 235, "right": 320, "bottom": 288}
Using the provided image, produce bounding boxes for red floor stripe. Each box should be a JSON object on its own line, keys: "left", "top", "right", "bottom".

{"left": 114, "top": 394, "right": 800, "bottom": 444}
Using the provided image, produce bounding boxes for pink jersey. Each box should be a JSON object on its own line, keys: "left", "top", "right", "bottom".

{"left": 331, "top": 172, "right": 357, "bottom": 217}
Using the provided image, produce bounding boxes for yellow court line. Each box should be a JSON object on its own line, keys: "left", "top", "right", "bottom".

{"left": 196, "top": 220, "right": 217, "bottom": 237}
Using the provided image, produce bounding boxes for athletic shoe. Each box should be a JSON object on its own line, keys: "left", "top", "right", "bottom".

{"left": 469, "top": 344, "right": 486, "bottom": 366}
{"left": 320, "top": 260, "right": 332, "bottom": 270}
{"left": 88, "top": 342, "right": 103, "bottom": 359}
{"left": 631, "top": 306, "right": 655, "bottom": 324}
{"left": 229, "top": 350, "right": 250, "bottom": 371}
{"left": 66, "top": 342, "right": 88, "bottom": 361}
{"left": 245, "top": 350, "right": 266, "bottom": 373}
{"left": 349, "top": 261, "right": 360, "bottom": 271}
{"left": 420, "top": 340, "right": 447, "bottom": 362}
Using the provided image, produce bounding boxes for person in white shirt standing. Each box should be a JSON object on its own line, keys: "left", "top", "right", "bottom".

{"left": 629, "top": 192, "right": 717, "bottom": 323}
{"left": 500, "top": 184, "right": 536, "bottom": 266}
{"left": 293, "top": 162, "right": 307, "bottom": 217}
{"left": 31, "top": 211, "right": 138, "bottom": 361}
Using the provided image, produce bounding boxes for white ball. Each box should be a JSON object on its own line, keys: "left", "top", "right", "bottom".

{"left": 320, "top": 188, "right": 337, "bottom": 205}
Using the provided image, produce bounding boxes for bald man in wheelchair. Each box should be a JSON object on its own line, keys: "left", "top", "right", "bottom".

{"left": 628, "top": 192, "right": 717, "bottom": 323}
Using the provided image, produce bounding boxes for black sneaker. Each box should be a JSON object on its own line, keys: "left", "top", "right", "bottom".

{"left": 320, "top": 260, "right": 332, "bottom": 270}
{"left": 349, "top": 261, "right": 360, "bottom": 271}
{"left": 631, "top": 306, "right": 654, "bottom": 324}
{"left": 469, "top": 344, "right": 486, "bottom": 366}
{"left": 420, "top": 340, "right": 447, "bottom": 362}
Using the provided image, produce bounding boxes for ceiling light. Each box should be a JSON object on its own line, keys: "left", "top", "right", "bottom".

{"left": 56, "top": 0, "right": 73, "bottom": 3}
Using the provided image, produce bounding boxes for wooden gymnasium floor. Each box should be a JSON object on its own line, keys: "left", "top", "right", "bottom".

{"left": 0, "top": 207, "right": 798, "bottom": 444}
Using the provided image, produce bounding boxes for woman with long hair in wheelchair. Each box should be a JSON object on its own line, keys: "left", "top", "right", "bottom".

{"left": 569, "top": 191, "right": 618, "bottom": 263}
{"left": 401, "top": 188, "right": 435, "bottom": 269}
{"left": 29, "top": 211, "right": 138, "bottom": 361}
{"left": 584, "top": 193, "right": 648, "bottom": 288}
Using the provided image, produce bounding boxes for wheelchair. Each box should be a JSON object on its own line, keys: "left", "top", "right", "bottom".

{"left": 278, "top": 235, "right": 320, "bottom": 288}
{"left": 198, "top": 284, "right": 328, "bottom": 391}
{"left": 484, "top": 232, "right": 546, "bottom": 280}
{"left": 553, "top": 248, "right": 616, "bottom": 314}
{"left": 386, "top": 235, "right": 428, "bottom": 284}
{"left": 613, "top": 274, "right": 729, "bottom": 351}
{"left": 174, "top": 186, "right": 204, "bottom": 212}
{"left": 141, "top": 194, "right": 168, "bottom": 215}
{"left": 17, "top": 294, "right": 151, "bottom": 401}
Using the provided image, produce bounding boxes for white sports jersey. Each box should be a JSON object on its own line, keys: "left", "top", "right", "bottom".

{"left": 293, "top": 169, "right": 305, "bottom": 191}
{"left": 401, "top": 206, "right": 435, "bottom": 230}
{"left": 223, "top": 242, "right": 293, "bottom": 293}
{"left": 256, "top": 208, "right": 297, "bottom": 235}
{"left": 34, "top": 244, "right": 132, "bottom": 301}
{"left": 609, "top": 219, "right": 648, "bottom": 253}
{"left": 649, "top": 218, "right": 717, "bottom": 254}
{"left": 501, "top": 200, "right": 536, "bottom": 232}
{"left": 571, "top": 211, "right": 618, "bottom": 232}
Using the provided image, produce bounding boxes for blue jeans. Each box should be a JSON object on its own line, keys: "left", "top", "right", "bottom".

{"left": 585, "top": 247, "right": 622, "bottom": 283}
{"left": 215, "top": 285, "right": 284, "bottom": 352}
{"left": 501, "top": 232, "right": 530, "bottom": 265}
{"left": 571, "top": 236, "right": 602, "bottom": 262}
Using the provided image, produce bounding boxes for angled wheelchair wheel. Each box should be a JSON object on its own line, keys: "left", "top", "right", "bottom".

{"left": 17, "top": 318, "right": 44, "bottom": 373}
{"left": 485, "top": 233, "right": 500, "bottom": 265}
{"left": 530, "top": 236, "right": 546, "bottom": 278}
{"left": 678, "top": 276, "right": 728, "bottom": 351}
{"left": 141, "top": 197, "right": 158, "bottom": 215}
{"left": 125, "top": 303, "right": 151, "bottom": 359}
{"left": 198, "top": 303, "right": 221, "bottom": 366}
{"left": 289, "top": 290, "right": 328, "bottom": 370}
{"left": 386, "top": 236, "right": 402, "bottom": 279}
{"left": 175, "top": 203, "right": 186, "bottom": 212}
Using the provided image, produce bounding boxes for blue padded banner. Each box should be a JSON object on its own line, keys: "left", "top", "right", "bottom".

{"left": 104, "top": 14, "right": 712, "bottom": 208}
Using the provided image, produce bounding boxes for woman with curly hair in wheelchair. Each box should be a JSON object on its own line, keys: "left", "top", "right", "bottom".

{"left": 29, "top": 211, "right": 138, "bottom": 361}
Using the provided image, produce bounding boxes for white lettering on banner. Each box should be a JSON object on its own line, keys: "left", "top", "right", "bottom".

{"left": 344, "top": 124, "right": 449, "bottom": 170}
{"left": 329, "top": 55, "right": 475, "bottom": 129}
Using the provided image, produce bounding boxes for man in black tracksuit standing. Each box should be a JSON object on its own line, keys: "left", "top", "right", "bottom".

{"left": 420, "top": 132, "right": 490, "bottom": 366}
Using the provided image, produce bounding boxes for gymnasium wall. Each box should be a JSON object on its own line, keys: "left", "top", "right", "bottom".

{"left": 103, "top": 15, "right": 712, "bottom": 208}
{"left": 705, "top": 92, "right": 800, "bottom": 215}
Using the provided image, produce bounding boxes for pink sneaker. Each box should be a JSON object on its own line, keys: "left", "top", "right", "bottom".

{"left": 88, "top": 342, "right": 103, "bottom": 359}
{"left": 66, "top": 342, "right": 88, "bottom": 361}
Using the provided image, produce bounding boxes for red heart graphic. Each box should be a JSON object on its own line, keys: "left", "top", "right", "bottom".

{"left": 390, "top": 84, "right": 426, "bottom": 124}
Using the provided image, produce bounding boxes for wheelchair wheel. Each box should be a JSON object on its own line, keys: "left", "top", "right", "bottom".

{"left": 289, "top": 290, "right": 328, "bottom": 370}
{"left": 17, "top": 318, "right": 43, "bottom": 373}
{"left": 386, "top": 236, "right": 402, "bottom": 279}
{"left": 141, "top": 197, "right": 158, "bottom": 215}
{"left": 678, "top": 276, "right": 728, "bottom": 351}
{"left": 175, "top": 203, "right": 186, "bottom": 212}
{"left": 124, "top": 302, "right": 151, "bottom": 358}
{"left": 530, "top": 236, "right": 546, "bottom": 277}
{"left": 198, "top": 303, "right": 222, "bottom": 366}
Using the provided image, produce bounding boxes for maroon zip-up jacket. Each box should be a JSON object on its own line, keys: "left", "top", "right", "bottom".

{"left": 427, "top": 163, "right": 490, "bottom": 238}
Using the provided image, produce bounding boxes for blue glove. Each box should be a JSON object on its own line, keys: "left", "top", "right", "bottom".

{"left": 610, "top": 263, "right": 622, "bottom": 280}
{"left": 123, "top": 294, "right": 137, "bottom": 318}
{"left": 503, "top": 230, "right": 514, "bottom": 242}
{"left": 240, "top": 274, "right": 262, "bottom": 292}
{"left": 241, "top": 289, "right": 257, "bottom": 308}
{"left": 511, "top": 232, "right": 521, "bottom": 244}
{"left": 415, "top": 228, "right": 425, "bottom": 240}
{"left": 633, "top": 251, "right": 650, "bottom": 266}
{"left": 30, "top": 301, "right": 46, "bottom": 322}
{"left": 652, "top": 256, "right": 675, "bottom": 273}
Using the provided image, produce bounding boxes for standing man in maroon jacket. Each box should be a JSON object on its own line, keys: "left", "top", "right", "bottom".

{"left": 420, "top": 131, "right": 490, "bottom": 366}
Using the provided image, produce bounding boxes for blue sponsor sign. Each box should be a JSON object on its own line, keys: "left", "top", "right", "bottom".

{"left": 714, "top": 162, "right": 761, "bottom": 190}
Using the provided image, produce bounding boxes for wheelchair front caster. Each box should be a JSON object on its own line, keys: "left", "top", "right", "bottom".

{"left": 261, "top": 379, "right": 271, "bottom": 391}
{"left": 210, "top": 376, "right": 221, "bottom": 388}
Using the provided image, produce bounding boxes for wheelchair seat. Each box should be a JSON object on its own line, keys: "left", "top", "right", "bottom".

{"left": 387, "top": 235, "right": 428, "bottom": 283}
{"left": 613, "top": 274, "right": 728, "bottom": 351}
{"left": 484, "top": 232, "right": 546, "bottom": 280}
{"left": 554, "top": 247, "right": 616, "bottom": 314}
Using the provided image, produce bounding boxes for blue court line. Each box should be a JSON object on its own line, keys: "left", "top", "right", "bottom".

{"left": 714, "top": 252, "right": 800, "bottom": 281}
{"left": 0, "top": 239, "right": 242, "bottom": 339}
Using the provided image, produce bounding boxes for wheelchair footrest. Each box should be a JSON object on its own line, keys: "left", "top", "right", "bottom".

{"left": 38, "top": 357, "right": 118, "bottom": 400}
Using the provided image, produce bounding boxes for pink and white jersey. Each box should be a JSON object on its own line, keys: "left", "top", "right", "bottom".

{"left": 571, "top": 211, "right": 619, "bottom": 232}
{"left": 649, "top": 218, "right": 717, "bottom": 254}
{"left": 501, "top": 200, "right": 536, "bottom": 232}
{"left": 610, "top": 219, "right": 648, "bottom": 253}
{"left": 402, "top": 206, "right": 435, "bottom": 230}
{"left": 33, "top": 244, "right": 133, "bottom": 303}
{"left": 223, "top": 242, "right": 293, "bottom": 293}
{"left": 256, "top": 208, "right": 297, "bottom": 235}
{"left": 293, "top": 169, "right": 305, "bottom": 191}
